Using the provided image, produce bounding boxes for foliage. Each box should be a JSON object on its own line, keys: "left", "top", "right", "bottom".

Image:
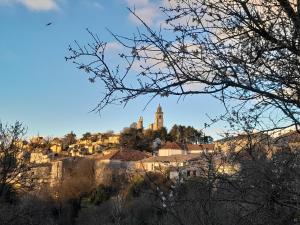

{"left": 0, "top": 194, "right": 57, "bottom": 225}
{"left": 126, "top": 175, "right": 146, "bottom": 198}
{"left": 89, "top": 184, "right": 115, "bottom": 205}
{"left": 144, "top": 127, "right": 168, "bottom": 142}
{"left": 54, "top": 158, "right": 95, "bottom": 202}
{"left": 0, "top": 121, "right": 28, "bottom": 202}
{"left": 120, "top": 124, "right": 213, "bottom": 152}
{"left": 82, "top": 132, "right": 92, "bottom": 140}
{"left": 62, "top": 131, "right": 77, "bottom": 150}
{"left": 167, "top": 124, "right": 213, "bottom": 144}
{"left": 120, "top": 126, "right": 171, "bottom": 152}
{"left": 119, "top": 127, "right": 150, "bottom": 151}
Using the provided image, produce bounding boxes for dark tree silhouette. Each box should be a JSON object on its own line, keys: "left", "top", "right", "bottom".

{"left": 0, "top": 121, "right": 29, "bottom": 201}
{"left": 82, "top": 132, "right": 92, "bottom": 140}
{"left": 120, "top": 127, "right": 149, "bottom": 151}
{"left": 167, "top": 124, "right": 211, "bottom": 144}
{"left": 62, "top": 132, "right": 77, "bottom": 150}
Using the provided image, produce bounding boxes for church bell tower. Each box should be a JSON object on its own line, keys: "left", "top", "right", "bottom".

{"left": 154, "top": 104, "right": 164, "bottom": 130}
{"left": 137, "top": 116, "right": 143, "bottom": 130}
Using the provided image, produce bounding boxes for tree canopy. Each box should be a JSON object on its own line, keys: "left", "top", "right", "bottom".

{"left": 119, "top": 124, "right": 212, "bottom": 152}
{"left": 168, "top": 124, "right": 213, "bottom": 144}
{"left": 62, "top": 132, "right": 77, "bottom": 150}
{"left": 0, "top": 121, "right": 29, "bottom": 202}
{"left": 82, "top": 132, "right": 92, "bottom": 140}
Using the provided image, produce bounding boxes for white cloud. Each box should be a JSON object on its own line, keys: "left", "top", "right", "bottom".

{"left": 125, "top": 0, "right": 191, "bottom": 26}
{"left": 0, "top": 0, "right": 58, "bottom": 11}
{"left": 19, "top": 0, "right": 58, "bottom": 11}
{"left": 128, "top": 6, "right": 157, "bottom": 25}
{"left": 161, "top": 0, "right": 179, "bottom": 8}
{"left": 106, "top": 42, "right": 123, "bottom": 52}
{"left": 126, "top": 0, "right": 149, "bottom": 7}
{"left": 126, "top": 0, "right": 158, "bottom": 25}
{"left": 83, "top": 1, "right": 103, "bottom": 10}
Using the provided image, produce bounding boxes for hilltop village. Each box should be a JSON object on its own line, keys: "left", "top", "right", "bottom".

{"left": 17, "top": 105, "right": 217, "bottom": 187}
{"left": 12, "top": 105, "right": 299, "bottom": 192}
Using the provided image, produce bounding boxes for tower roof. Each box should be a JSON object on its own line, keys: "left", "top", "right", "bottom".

{"left": 157, "top": 104, "right": 162, "bottom": 113}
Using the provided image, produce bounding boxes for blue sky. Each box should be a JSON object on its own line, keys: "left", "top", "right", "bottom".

{"left": 0, "top": 0, "right": 225, "bottom": 138}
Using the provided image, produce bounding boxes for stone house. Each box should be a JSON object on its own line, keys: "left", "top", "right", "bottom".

{"left": 29, "top": 163, "right": 52, "bottom": 188}
{"left": 30, "top": 152, "right": 51, "bottom": 164}
{"left": 50, "top": 144, "right": 62, "bottom": 153}
{"left": 139, "top": 151, "right": 238, "bottom": 179}
{"left": 138, "top": 154, "right": 202, "bottom": 173}
{"left": 93, "top": 149, "right": 150, "bottom": 184}
{"left": 158, "top": 142, "right": 215, "bottom": 156}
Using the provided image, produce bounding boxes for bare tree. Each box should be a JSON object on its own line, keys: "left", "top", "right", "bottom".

{"left": 0, "top": 121, "right": 29, "bottom": 201}
{"left": 67, "top": 0, "right": 300, "bottom": 133}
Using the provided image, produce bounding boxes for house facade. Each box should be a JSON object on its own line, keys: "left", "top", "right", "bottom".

{"left": 158, "top": 142, "right": 215, "bottom": 156}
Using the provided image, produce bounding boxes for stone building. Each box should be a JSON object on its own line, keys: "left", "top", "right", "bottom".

{"left": 137, "top": 116, "right": 143, "bottom": 129}
{"left": 28, "top": 163, "right": 52, "bottom": 188}
{"left": 50, "top": 144, "right": 62, "bottom": 153}
{"left": 30, "top": 152, "right": 51, "bottom": 164}
{"left": 158, "top": 142, "right": 215, "bottom": 156}
{"left": 93, "top": 149, "right": 150, "bottom": 184}
{"left": 27, "top": 160, "right": 64, "bottom": 189}
{"left": 153, "top": 104, "right": 164, "bottom": 131}
{"left": 137, "top": 104, "right": 164, "bottom": 131}
{"left": 138, "top": 154, "right": 201, "bottom": 173}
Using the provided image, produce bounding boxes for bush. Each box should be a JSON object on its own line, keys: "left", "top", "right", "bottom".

{"left": 89, "top": 185, "right": 115, "bottom": 205}
{"left": 127, "top": 175, "right": 146, "bottom": 198}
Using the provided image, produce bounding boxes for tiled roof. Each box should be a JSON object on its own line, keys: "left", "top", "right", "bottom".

{"left": 161, "top": 142, "right": 183, "bottom": 149}
{"left": 141, "top": 154, "right": 201, "bottom": 163}
{"left": 187, "top": 143, "right": 215, "bottom": 150}
{"left": 161, "top": 142, "right": 214, "bottom": 151}
{"left": 100, "top": 149, "right": 150, "bottom": 161}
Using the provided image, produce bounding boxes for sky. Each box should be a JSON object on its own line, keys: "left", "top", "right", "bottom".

{"left": 0, "top": 0, "right": 226, "bottom": 138}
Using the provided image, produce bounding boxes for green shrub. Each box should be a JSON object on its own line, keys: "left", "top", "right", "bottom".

{"left": 89, "top": 185, "right": 114, "bottom": 205}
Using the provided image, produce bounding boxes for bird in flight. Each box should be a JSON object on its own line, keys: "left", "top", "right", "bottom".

{"left": 46, "top": 22, "right": 52, "bottom": 26}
